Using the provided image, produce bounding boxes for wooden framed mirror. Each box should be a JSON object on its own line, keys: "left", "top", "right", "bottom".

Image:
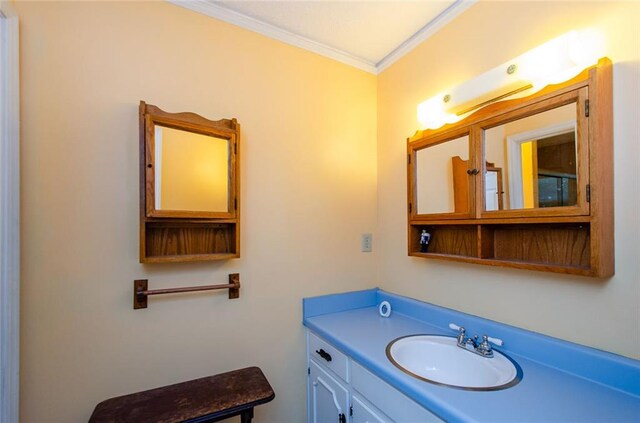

{"left": 406, "top": 58, "right": 613, "bottom": 277}
{"left": 409, "top": 128, "right": 474, "bottom": 219}
{"left": 479, "top": 88, "right": 589, "bottom": 218}
{"left": 142, "top": 102, "right": 238, "bottom": 219}
{"left": 139, "top": 102, "right": 240, "bottom": 263}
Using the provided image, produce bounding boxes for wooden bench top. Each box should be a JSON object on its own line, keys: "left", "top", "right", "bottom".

{"left": 89, "top": 367, "right": 275, "bottom": 423}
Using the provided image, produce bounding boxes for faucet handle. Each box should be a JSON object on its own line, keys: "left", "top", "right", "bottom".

{"left": 449, "top": 323, "right": 463, "bottom": 332}
{"left": 486, "top": 335, "right": 504, "bottom": 347}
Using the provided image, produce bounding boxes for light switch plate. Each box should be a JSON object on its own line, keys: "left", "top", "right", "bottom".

{"left": 361, "top": 233, "right": 372, "bottom": 252}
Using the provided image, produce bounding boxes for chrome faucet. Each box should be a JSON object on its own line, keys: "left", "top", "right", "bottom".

{"left": 449, "top": 323, "right": 503, "bottom": 358}
{"left": 465, "top": 335, "right": 479, "bottom": 352}
{"left": 455, "top": 326, "right": 467, "bottom": 345}
{"left": 476, "top": 335, "right": 494, "bottom": 357}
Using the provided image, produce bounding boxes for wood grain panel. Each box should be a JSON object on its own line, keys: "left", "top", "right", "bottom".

{"left": 588, "top": 57, "right": 614, "bottom": 277}
{"left": 491, "top": 224, "right": 590, "bottom": 267}
{"left": 411, "top": 225, "right": 477, "bottom": 257}
{"left": 452, "top": 156, "right": 469, "bottom": 213}
{"left": 144, "top": 223, "right": 236, "bottom": 259}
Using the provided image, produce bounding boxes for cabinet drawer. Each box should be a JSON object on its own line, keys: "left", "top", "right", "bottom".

{"left": 308, "top": 332, "right": 349, "bottom": 382}
{"left": 352, "top": 361, "right": 442, "bottom": 422}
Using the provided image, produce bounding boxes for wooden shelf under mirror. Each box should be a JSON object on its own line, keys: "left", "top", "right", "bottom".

{"left": 139, "top": 102, "right": 240, "bottom": 263}
{"left": 407, "top": 58, "right": 612, "bottom": 277}
{"left": 410, "top": 222, "right": 591, "bottom": 275}
{"left": 143, "top": 220, "right": 237, "bottom": 263}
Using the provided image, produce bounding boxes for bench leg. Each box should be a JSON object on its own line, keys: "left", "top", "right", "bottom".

{"left": 240, "top": 407, "right": 254, "bottom": 423}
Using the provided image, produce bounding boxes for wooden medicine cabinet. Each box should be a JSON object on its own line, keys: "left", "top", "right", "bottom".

{"left": 139, "top": 102, "right": 240, "bottom": 263}
{"left": 407, "top": 58, "right": 613, "bottom": 277}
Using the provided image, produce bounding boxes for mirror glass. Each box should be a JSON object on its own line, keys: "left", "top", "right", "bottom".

{"left": 416, "top": 135, "right": 469, "bottom": 214}
{"left": 154, "top": 125, "right": 229, "bottom": 212}
{"left": 483, "top": 103, "right": 577, "bottom": 211}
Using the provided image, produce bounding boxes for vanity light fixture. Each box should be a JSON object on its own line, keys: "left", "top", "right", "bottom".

{"left": 417, "top": 29, "right": 604, "bottom": 130}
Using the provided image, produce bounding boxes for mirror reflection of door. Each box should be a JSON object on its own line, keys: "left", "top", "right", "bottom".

{"left": 534, "top": 132, "right": 577, "bottom": 207}
{"left": 485, "top": 163, "right": 503, "bottom": 211}
{"left": 513, "top": 126, "right": 577, "bottom": 209}
{"left": 452, "top": 158, "right": 504, "bottom": 212}
{"left": 484, "top": 102, "right": 577, "bottom": 211}
{"left": 451, "top": 156, "right": 469, "bottom": 213}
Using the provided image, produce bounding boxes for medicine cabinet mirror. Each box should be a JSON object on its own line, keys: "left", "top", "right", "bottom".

{"left": 153, "top": 125, "right": 230, "bottom": 214}
{"left": 407, "top": 58, "right": 613, "bottom": 277}
{"left": 415, "top": 132, "right": 471, "bottom": 216}
{"left": 480, "top": 89, "right": 589, "bottom": 218}
{"left": 143, "top": 104, "right": 237, "bottom": 219}
{"left": 139, "top": 102, "right": 240, "bottom": 263}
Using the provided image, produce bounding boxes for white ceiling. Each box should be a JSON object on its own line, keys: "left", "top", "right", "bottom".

{"left": 214, "top": 1, "right": 455, "bottom": 64}
{"left": 169, "top": 0, "right": 476, "bottom": 74}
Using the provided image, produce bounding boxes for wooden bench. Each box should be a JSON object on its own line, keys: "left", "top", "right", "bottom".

{"left": 89, "top": 367, "right": 275, "bottom": 423}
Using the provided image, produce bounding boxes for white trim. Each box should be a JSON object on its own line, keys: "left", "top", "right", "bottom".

{"left": 376, "top": 0, "right": 477, "bottom": 73}
{"left": 168, "top": 0, "right": 377, "bottom": 73}
{"left": 0, "top": 1, "right": 20, "bottom": 422}
{"left": 506, "top": 120, "right": 576, "bottom": 209}
{"left": 167, "top": 0, "right": 475, "bottom": 75}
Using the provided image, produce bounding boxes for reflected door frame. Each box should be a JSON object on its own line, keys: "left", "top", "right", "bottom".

{"left": 506, "top": 120, "right": 576, "bottom": 209}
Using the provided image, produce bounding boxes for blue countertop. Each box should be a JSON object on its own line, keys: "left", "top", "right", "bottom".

{"left": 303, "top": 289, "right": 640, "bottom": 422}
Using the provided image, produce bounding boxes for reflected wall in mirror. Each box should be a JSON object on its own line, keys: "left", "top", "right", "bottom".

{"left": 154, "top": 125, "right": 229, "bottom": 213}
{"left": 483, "top": 103, "right": 577, "bottom": 211}
{"left": 416, "top": 135, "right": 469, "bottom": 214}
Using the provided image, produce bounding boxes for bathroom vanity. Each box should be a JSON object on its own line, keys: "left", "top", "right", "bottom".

{"left": 308, "top": 331, "right": 441, "bottom": 422}
{"left": 303, "top": 289, "right": 640, "bottom": 422}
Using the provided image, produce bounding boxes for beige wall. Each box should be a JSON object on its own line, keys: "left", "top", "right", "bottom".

{"left": 378, "top": 1, "right": 640, "bottom": 359}
{"left": 16, "top": 1, "right": 377, "bottom": 422}
{"left": 17, "top": 1, "right": 640, "bottom": 422}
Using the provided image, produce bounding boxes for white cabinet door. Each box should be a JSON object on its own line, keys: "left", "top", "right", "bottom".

{"left": 309, "top": 360, "right": 349, "bottom": 423}
{"left": 351, "top": 362, "right": 442, "bottom": 422}
{"left": 352, "top": 394, "right": 391, "bottom": 423}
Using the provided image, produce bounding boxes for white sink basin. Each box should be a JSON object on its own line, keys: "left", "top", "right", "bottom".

{"left": 386, "top": 335, "right": 522, "bottom": 390}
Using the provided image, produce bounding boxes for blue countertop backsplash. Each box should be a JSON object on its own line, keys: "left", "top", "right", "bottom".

{"left": 303, "top": 289, "right": 640, "bottom": 422}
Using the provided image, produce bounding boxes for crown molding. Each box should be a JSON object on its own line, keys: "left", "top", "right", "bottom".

{"left": 167, "top": 0, "right": 476, "bottom": 75}
{"left": 167, "top": 0, "right": 377, "bottom": 73}
{"left": 376, "top": 0, "right": 478, "bottom": 73}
